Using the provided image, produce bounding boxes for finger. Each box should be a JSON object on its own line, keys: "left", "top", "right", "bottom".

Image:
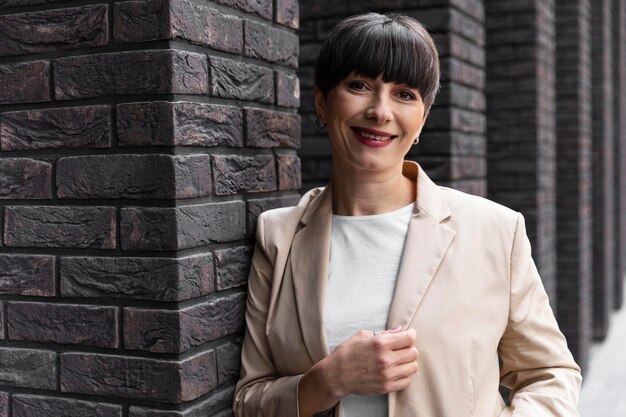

{"left": 378, "top": 329, "right": 416, "bottom": 350}
{"left": 383, "top": 360, "right": 419, "bottom": 381}
{"left": 382, "top": 376, "right": 413, "bottom": 393}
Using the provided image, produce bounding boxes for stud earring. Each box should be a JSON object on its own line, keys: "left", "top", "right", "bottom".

{"left": 314, "top": 116, "right": 327, "bottom": 131}
{"left": 413, "top": 137, "right": 419, "bottom": 145}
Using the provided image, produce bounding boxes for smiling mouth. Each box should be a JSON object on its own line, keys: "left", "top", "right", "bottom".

{"left": 352, "top": 128, "right": 397, "bottom": 141}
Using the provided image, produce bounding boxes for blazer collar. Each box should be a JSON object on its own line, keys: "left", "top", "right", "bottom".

{"left": 290, "top": 161, "right": 455, "bottom": 363}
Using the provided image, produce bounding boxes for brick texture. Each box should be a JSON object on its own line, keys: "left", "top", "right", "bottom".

{"left": 591, "top": 0, "right": 615, "bottom": 340}
{"left": 0, "top": 5, "right": 302, "bottom": 413}
{"left": 12, "top": 395, "right": 122, "bottom": 417}
{"left": 124, "top": 292, "right": 245, "bottom": 353}
{"left": 60, "top": 255, "right": 214, "bottom": 301}
{"left": 7, "top": 302, "right": 118, "bottom": 348}
{"left": 60, "top": 351, "right": 216, "bottom": 403}
{"left": 0, "top": 348, "right": 56, "bottom": 389}
{"left": 4, "top": 206, "right": 116, "bottom": 249}
{"left": 0, "top": 61, "right": 50, "bottom": 105}
{"left": 614, "top": 0, "right": 626, "bottom": 309}
{"left": 0, "top": 158, "right": 52, "bottom": 199}
{"left": 486, "top": 0, "right": 557, "bottom": 302}
{"left": 555, "top": 0, "right": 593, "bottom": 371}
{"left": 0, "top": 5, "right": 108, "bottom": 57}
{"left": 1, "top": 106, "right": 111, "bottom": 151}
{"left": 0, "top": 254, "right": 55, "bottom": 296}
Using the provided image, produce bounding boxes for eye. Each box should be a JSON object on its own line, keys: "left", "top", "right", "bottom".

{"left": 397, "top": 90, "right": 417, "bottom": 101}
{"left": 348, "top": 80, "right": 368, "bottom": 91}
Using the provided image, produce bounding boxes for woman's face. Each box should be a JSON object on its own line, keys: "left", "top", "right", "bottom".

{"left": 315, "top": 72, "right": 427, "bottom": 177}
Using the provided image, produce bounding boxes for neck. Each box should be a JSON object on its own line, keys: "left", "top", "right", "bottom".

{"left": 330, "top": 163, "right": 416, "bottom": 216}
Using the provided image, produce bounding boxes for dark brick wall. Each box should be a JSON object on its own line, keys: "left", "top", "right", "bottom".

{"left": 554, "top": 0, "right": 593, "bottom": 372}
{"left": 591, "top": 0, "right": 615, "bottom": 341}
{"left": 298, "top": 0, "right": 487, "bottom": 196}
{"left": 485, "top": 0, "right": 557, "bottom": 302}
{"left": 613, "top": 0, "right": 626, "bottom": 310}
{"left": 0, "top": 0, "right": 300, "bottom": 416}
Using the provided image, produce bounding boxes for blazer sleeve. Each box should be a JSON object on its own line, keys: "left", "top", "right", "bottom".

{"left": 498, "top": 213, "right": 582, "bottom": 417}
{"left": 233, "top": 214, "right": 302, "bottom": 417}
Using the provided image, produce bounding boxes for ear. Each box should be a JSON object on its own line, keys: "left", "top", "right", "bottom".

{"left": 313, "top": 86, "right": 326, "bottom": 122}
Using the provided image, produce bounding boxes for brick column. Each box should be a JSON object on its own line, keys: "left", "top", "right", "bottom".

{"left": 485, "top": 0, "right": 557, "bottom": 301}
{"left": 299, "top": 0, "right": 487, "bottom": 196}
{"left": 613, "top": 0, "right": 626, "bottom": 310}
{"left": 590, "top": 0, "right": 615, "bottom": 340}
{"left": 554, "top": 0, "right": 593, "bottom": 371}
{"left": 0, "top": 0, "right": 300, "bottom": 415}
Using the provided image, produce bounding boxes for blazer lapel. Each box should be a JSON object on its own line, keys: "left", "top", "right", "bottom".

{"left": 290, "top": 186, "right": 333, "bottom": 364}
{"left": 387, "top": 163, "right": 456, "bottom": 329}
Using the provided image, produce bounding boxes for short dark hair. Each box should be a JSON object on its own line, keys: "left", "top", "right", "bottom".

{"left": 315, "top": 13, "right": 440, "bottom": 111}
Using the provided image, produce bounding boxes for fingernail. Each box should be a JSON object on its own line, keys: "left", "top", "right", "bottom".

{"left": 388, "top": 326, "right": 402, "bottom": 331}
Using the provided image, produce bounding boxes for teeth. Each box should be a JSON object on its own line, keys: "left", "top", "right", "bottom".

{"left": 359, "top": 130, "right": 393, "bottom": 141}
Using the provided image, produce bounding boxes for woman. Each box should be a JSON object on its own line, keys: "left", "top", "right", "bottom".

{"left": 234, "top": 12, "right": 581, "bottom": 417}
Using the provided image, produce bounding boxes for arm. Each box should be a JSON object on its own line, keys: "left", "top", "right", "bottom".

{"left": 498, "top": 214, "right": 582, "bottom": 417}
{"left": 233, "top": 215, "right": 303, "bottom": 417}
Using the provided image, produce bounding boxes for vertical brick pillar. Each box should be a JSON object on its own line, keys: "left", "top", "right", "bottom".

{"left": 613, "top": 0, "right": 626, "bottom": 310}
{"left": 0, "top": 0, "right": 300, "bottom": 415}
{"left": 590, "top": 0, "right": 615, "bottom": 340}
{"left": 485, "top": 0, "right": 557, "bottom": 301}
{"left": 299, "top": 0, "right": 487, "bottom": 196}
{"left": 554, "top": 0, "right": 593, "bottom": 371}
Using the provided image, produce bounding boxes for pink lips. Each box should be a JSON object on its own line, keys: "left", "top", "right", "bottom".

{"left": 351, "top": 127, "right": 397, "bottom": 148}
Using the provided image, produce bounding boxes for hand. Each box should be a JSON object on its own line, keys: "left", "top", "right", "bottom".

{"left": 297, "top": 327, "right": 418, "bottom": 417}
{"left": 325, "top": 327, "right": 419, "bottom": 397}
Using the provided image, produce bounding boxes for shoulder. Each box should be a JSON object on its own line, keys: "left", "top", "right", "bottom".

{"left": 438, "top": 186, "right": 522, "bottom": 238}
{"left": 255, "top": 187, "right": 325, "bottom": 255}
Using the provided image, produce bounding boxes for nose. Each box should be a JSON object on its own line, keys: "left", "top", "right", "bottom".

{"left": 365, "top": 92, "right": 393, "bottom": 124}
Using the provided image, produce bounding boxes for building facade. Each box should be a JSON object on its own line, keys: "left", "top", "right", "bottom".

{"left": 0, "top": 0, "right": 624, "bottom": 415}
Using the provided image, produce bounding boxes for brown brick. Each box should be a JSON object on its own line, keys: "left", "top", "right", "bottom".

{"left": 246, "top": 195, "right": 300, "bottom": 236}
{"left": 0, "top": 61, "right": 50, "bottom": 105}
{"left": 120, "top": 202, "right": 245, "bottom": 250}
{"left": 128, "top": 386, "right": 235, "bottom": 417}
{"left": 56, "top": 154, "right": 211, "bottom": 199}
{"left": 216, "top": 339, "right": 241, "bottom": 384}
{"left": 246, "top": 108, "right": 300, "bottom": 148}
{"left": 0, "top": 254, "right": 55, "bottom": 296}
{"left": 13, "top": 395, "right": 122, "bottom": 417}
{"left": 4, "top": 206, "right": 116, "bottom": 249}
{"left": 0, "top": 302, "right": 4, "bottom": 340}
{"left": 244, "top": 20, "right": 298, "bottom": 67}
{"left": 213, "top": 0, "right": 271, "bottom": 20}
{"left": 54, "top": 51, "right": 207, "bottom": 99}
{"left": 212, "top": 154, "right": 276, "bottom": 195}
{"left": 276, "top": 0, "right": 298, "bottom": 28}
{"left": 7, "top": 302, "right": 118, "bottom": 348}
{"left": 124, "top": 292, "right": 245, "bottom": 353}
{"left": 115, "top": 0, "right": 243, "bottom": 54}
{"left": 0, "top": 0, "right": 65, "bottom": 7}
{"left": 0, "top": 5, "right": 107, "bottom": 57}
{"left": 275, "top": 71, "right": 300, "bottom": 108}
{"left": 117, "top": 102, "right": 243, "bottom": 147}
{"left": 209, "top": 57, "right": 274, "bottom": 103}
{"left": 61, "top": 254, "right": 214, "bottom": 301}
{"left": 0, "top": 392, "right": 7, "bottom": 417}
{"left": 1, "top": 106, "right": 111, "bottom": 151}
{"left": 214, "top": 246, "right": 253, "bottom": 290}
{"left": 0, "top": 158, "right": 51, "bottom": 199}
{"left": 60, "top": 351, "right": 217, "bottom": 403}
{"left": 277, "top": 154, "right": 301, "bottom": 191}
{"left": 0, "top": 348, "right": 56, "bottom": 389}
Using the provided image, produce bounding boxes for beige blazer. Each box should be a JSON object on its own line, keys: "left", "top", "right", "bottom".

{"left": 234, "top": 161, "right": 581, "bottom": 417}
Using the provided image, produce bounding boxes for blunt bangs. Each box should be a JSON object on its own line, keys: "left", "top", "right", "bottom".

{"left": 315, "top": 13, "right": 440, "bottom": 110}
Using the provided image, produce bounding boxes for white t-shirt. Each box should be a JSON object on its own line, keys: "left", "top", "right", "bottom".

{"left": 325, "top": 203, "right": 414, "bottom": 417}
